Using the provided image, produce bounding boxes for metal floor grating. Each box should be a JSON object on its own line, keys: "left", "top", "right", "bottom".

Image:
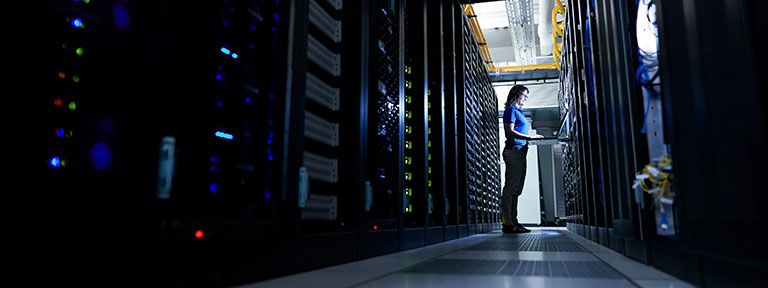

{"left": 402, "top": 259, "right": 624, "bottom": 278}
{"left": 462, "top": 233, "right": 586, "bottom": 252}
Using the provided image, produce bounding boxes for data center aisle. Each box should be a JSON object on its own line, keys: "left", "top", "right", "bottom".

{"left": 238, "top": 228, "right": 693, "bottom": 288}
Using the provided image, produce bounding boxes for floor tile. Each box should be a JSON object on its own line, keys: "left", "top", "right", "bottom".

{"left": 235, "top": 270, "right": 377, "bottom": 288}
{"left": 593, "top": 252, "right": 675, "bottom": 280}
{"left": 355, "top": 273, "right": 637, "bottom": 288}
{"left": 634, "top": 279, "right": 697, "bottom": 288}
{"left": 238, "top": 228, "right": 692, "bottom": 288}
{"left": 439, "top": 250, "right": 600, "bottom": 261}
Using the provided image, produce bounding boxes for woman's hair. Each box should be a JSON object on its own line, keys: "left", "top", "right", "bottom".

{"left": 505, "top": 85, "right": 529, "bottom": 108}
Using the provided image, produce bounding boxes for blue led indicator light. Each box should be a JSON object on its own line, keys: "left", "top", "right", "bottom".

{"left": 231, "top": 53, "right": 238, "bottom": 59}
{"left": 113, "top": 5, "right": 131, "bottom": 29}
{"left": 215, "top": 131, "right": 234, "bottom": 140}
{"left": 56, "top": 128, "right": 65, "bottom": 137}
{"left": 220, "top": 47, "right": 231, "bottom": 55}
{"left": 90, "top": 142, "right": 113, "bottom": 171}
{"left": 72, "top": 18, "right": 83, "bottom": 28}
{"left": 49, "top": 157, "right": 62, "bottom": 169}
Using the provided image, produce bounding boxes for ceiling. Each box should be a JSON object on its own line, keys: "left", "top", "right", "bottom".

{"left": 471, "top": 0, "right": 555, "bottom": 66}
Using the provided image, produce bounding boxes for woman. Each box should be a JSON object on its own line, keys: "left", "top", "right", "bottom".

{"left": 501, "top": 85, "right": 543, "bottom": 233}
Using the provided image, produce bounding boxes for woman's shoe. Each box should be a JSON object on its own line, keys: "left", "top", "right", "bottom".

{"left": 503, "top": 224, "right": 530, "bottom": 233}
{"left": 515, "top": 223, "right": 531, "bottom": 233}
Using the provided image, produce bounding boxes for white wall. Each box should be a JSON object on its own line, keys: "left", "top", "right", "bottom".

{"left": 493, "top": 81, "right": 560, "bottom": 111}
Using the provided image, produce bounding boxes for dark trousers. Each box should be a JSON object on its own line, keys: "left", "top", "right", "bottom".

{"left": 502, "top": 147, "right": 527, "bottom": 225}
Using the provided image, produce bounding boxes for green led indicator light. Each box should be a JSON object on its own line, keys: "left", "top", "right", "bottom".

{"left": 72, "top": 75, "right": 80, "bottom": 83}
{"left": 76, "top": 47, "right": 84, "bottom": 56}
{"left": 68, "top": 101, "right": 76, "bottom": 110}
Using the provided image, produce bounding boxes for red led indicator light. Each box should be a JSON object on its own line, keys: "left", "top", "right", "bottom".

{"left": 373, "top": 225, "right": 378, "bottom": 230}
{"left": 195, "top": 230, "right": 204, "bottom": 239}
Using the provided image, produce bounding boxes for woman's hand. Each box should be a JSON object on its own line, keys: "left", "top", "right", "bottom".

{"left": 529, "top": 134, "right": 545, "bottom": 140}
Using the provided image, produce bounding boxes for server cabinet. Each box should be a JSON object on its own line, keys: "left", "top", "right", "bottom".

{"left": 426, "top": 0, "right": 447, "bottom": 246}
{"left": 282, "top": 0, "right": 364, "bottom": 273}
{"left": 40, "top": 0, "right": 291, "bottom": 285}
{"left": 654, "top": 0, "right": 767, "bottom": 287}
{"left": 561, "top": 0, "right": 648, "bottom": 255}
{"left": 442, "top": 0, "right": 461, "bottom": 242}
{"left": 454, "top": 1, "right": 471, "bottom": 238}
{"left": 40, "top": 1, "right": 153, "bottom": 284}
{"left": 402, "top": 0, "right": 429, "bottom": 250}
{"left": 456, "top": 6, "right": 502, "bottom": 235}
{"left": 145, "top": 1, "right": 290, "bottom": 285}
{"left": 359, "top": 0, "right": 405, "bottom": 258}
{"left": 40, "top": 0, "right": 508, "bottom": 285}
{"left": 562, "top": 0, "right": 767, "bottom": 287}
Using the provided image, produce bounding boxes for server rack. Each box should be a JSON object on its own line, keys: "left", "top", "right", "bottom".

{"left": 40, "top": 0, "right": 292, "bottom": 285}
{"left": 426, "top": 0, "right": 447, "bottom": 246}
{"left": 458, "top": 9, "right": 502, "bottom": 234}
{"left": 40, "top": 0, "right": 505, "bottom": 285}
{"left": 654, "top": 1, "right": 766, "bottom": 287}
{"left": 359, "top": 0, "right": 405, "bottom": 258}
{"left": 147, "top": 1, "right": 290, "bottom": 285}
{"left": 40, "top": 1, "right": 151, "bottom": 284}
{"left": 561, "top": 0, "right": 649, "bottom": 260}
{"left": 282, "top": 0, "right": 368, "bottom": 273}
{"left": 402, "top": 0, "right": 429, "bottom": 250}
{"left": 454, "top": 1, "right": 471, "bottom": 238}
{"left": 442, "top": 0, "right": 461, "bottom": 242}
{"left": 560, "top": 0, "right": 767, "bottom": 287}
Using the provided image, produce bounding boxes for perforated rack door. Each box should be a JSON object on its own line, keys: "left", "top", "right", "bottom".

{"left": 460, "top": 15, "right": 502, "bottom": 228}
{"left": 367, "top": 4, "right": 402, "bottom": 226}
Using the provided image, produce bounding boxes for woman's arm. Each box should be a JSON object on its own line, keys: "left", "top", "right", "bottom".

{"left": 505, "top": 122, "right": 544, "bottom": 140}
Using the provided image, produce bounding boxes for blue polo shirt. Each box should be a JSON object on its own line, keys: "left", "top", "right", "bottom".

{"left": 503, "top": 105, "right": 529, "bottom": 150}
